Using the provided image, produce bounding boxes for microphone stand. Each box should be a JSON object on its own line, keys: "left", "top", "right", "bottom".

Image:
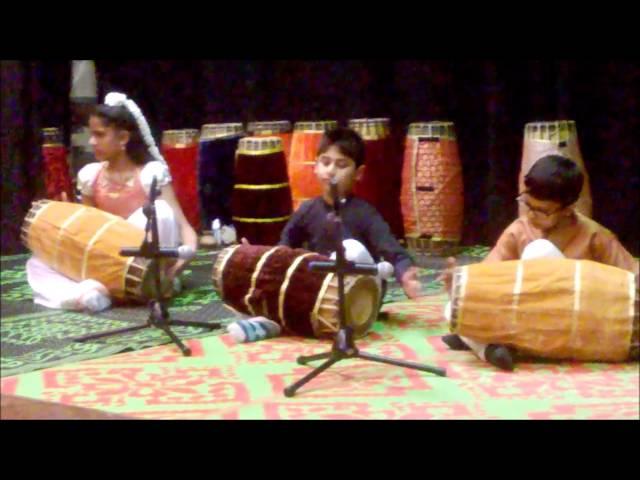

{"left": 283, "top": 179, "right": 446, "bottom": 397}
{"left": 74, "top": 176, "right": 220, "bottom": 356}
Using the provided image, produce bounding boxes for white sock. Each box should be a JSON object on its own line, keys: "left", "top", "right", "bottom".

{"left": 227, "top": 316, "right": 282, "bottom": 343}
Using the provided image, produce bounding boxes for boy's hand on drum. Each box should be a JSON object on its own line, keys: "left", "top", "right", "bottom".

{"left": 241, "top": 237, "right": 250, "bottom": 246}
{"left": 401, "top": 266, "right": 421, "bottom": 299}
{"left": 58, "top": 192, "right": 69, "bottom": 202}
{"left": 439, "top": 257, "right": 457, "bottom": 296}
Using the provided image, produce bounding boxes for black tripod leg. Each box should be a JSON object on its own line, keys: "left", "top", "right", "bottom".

{"left": 284, "top": 355, "right": 341, "bottom": 397}
{"left": 169, "top": 320, "right": 221, "bottom": 329}
{"left": 356, "top": 351, "right": 447, "bottom": 377}
{"left": 296, "top": 351, "right": 332, "bottom": 365}
{"left": 74, "top": 324, "right": 149, "bottom": 342}
{"left": 156, "top": 325, "right": 192, "bottom": 356}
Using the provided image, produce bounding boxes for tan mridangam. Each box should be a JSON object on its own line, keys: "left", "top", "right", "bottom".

{"left": 450, "top": 258, "right": 637, "bottom": 361}
{"left": 21, "top": 200, "right": 149, "bottom": 301}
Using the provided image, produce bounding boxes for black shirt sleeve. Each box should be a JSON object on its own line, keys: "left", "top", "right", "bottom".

{"left": 360, "top": 202, "right": 415, "bottom": 283}
{"left": 278, "top": 200, "right": 310, "bottom": 248}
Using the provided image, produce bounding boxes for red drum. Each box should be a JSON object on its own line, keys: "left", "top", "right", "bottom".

{"left": 349, "top": 118, "right": 404, "bottom": 238}
{"left": 231, "top": 137, "right": 293, "bottom": 245}
{"left": 161, "top": 129, "right": 201, "bottom": 231}
{"left": 41, "top": 128, "right": 74, "bottom": 201}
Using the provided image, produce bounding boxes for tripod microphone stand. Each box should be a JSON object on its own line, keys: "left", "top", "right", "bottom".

{"left": 283, "top": 179, "right": 446, "bottom": 397}
{"left": 74, "top": 176, "right": 220, "bottom": 356}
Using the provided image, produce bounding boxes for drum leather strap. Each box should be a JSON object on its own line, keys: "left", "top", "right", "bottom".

{"left": 244, "top": 246, "right": 282, "bottom": 316}
{"left": 234, "top": 182, "right": 289, "bottom": 190}
{"left": 568, "top": 261, "right": 583, "bottom": 349}
{"left": 53, "top": 207, "right": 88, "bottom": 271}
{"left": 232, "top": 215, "right": 291, "bottom": 223}
{"left": 81, "top": 218, "right": 119, "bottom": 279}
{"left": 213, "top": 245, "right": 241, "bottom": 294}
{"left": 312, "top": 273, "right": 338, "bottom": 334}
{"left": 123, "top": 256, "right": 138, "bottom": 295}
{"left": 278, "top": 253, "right": 316, "bottom": 329}
{"left": 410, "top": 139, "right": 421, "bottom": 233}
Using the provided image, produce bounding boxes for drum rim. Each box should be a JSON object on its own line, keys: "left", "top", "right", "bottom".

{"left": 247, "top": 120, "right": 292, "bottom": 133}
{"left": 236, "top": 136, "right": 284, "bottom": 154}
{"left": 293, "top": 120, "right": 338, "bottom": 132}
{"left": 162, "top": 129, "right": 200, "bottom": 146}
{"left": 312, "top": 273, "right": 379, "bottom": 338}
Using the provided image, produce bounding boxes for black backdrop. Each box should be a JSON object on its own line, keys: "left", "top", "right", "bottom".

{"left": 2, "top": 60, "right": 638, "bottom": 256}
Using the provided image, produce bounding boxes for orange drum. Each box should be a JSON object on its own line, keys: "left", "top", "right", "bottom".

{"left": 231, "top": 137, "right": 293, "bottom": 245}
{"left": 289, "top": 121, "right": 338, "bottom": 210}
{"left": 520, "top": 120, "right": 592, "bottom": 217}
{"left": 247, "top": 121, "right": 292, "bottom": 166}
{"left": 401, "top": 122, "right": 464, "bottom": 256}
{"left": 212, "top": 244, "right": 380, "bottom": 338}
{"left": 450, "top": 258, "right": 639, "bottom": 361}
{"left": 349, "top": 118, "right": 404, "bottom": 238}
{"left": 161, "top": 129, "right": 201, "bottom": 231}
{"left": 21, "top": 200, "right": 150, "bottom": 302}
{"left": 41, "top": 128, "right": 74, "bottom": 201}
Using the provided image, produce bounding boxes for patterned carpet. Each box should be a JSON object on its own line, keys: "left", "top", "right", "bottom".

{"left": 2, "top": 293, "right": 638, "bottom": 419}
{"left": 2, "top": 245, "right": 638, "bottom": 419}
{"left": 0, "top": 246, "right": 484, "bottom": 378}
{"left": 1, "top": 249, "right": 238, "bottom": 377}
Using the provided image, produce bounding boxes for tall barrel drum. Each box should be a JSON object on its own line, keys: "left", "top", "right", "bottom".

{"left": 41, "top": 128, "right": 74, "bottom": 201}
{"left": 400, "top": 121, "right": 464, "bottom": 258}
{"left": 247, "top": 121, "right": 292, "bottom": 168}
{"left": 197, "top": 123, "right": 245, "bottom": 232}
{"left": 161, "top": 129, "right": 201, "bottom": 231}
{"left": 231, "top": 137, "right": 293, "bottom": 245}
{"left": 289, "top": 121, "right": 338, "bottom": 210}
{"left": 520, "top": 120, "right": 592, "bottom": 217}
{"left": 349, "top": 118, "right": 404, "bottom": 238}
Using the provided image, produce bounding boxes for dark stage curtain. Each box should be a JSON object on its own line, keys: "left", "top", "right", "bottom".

{"left": 1, "top": 61, "right": 70, "bottom": 255}
{"left": 3, "top": 60, "right": 638, "bottom": 255}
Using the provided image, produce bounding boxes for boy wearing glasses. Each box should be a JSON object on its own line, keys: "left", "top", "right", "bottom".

{"left": 442, "top": 154, "right": 638, "bottom": 370}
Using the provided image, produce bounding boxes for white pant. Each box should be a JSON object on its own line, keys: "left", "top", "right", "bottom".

{"left": 27, "top": 200, "right": 180, "bottom": 311}
{"left": 446, "top": 239, "right": 565, "bottom": 360}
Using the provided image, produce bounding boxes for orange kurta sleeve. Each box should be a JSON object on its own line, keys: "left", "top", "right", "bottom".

{"left": 484, "top": 223, "right": 522, "bottom": 263}
{"left": 591, "top": 230, "right": 639, "bottom": 275}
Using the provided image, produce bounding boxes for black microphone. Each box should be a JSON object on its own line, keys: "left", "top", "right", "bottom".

{"left": 120, "top": 245, "right": 196, "bottom": 260}
{"left": 329, "top": 177, "right": 344, "bottom": 212}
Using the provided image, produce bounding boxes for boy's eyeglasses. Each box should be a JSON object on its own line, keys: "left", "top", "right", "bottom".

{"left": 516, "top": 194, "right": 563, "bottom": 218}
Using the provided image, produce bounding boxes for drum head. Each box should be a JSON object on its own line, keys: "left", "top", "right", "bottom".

{"left": 344, "top": 276, "right": 380, "bottom": 337}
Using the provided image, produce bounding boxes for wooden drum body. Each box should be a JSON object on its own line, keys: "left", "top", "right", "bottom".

{"left": 212, "top": 244, "right": 380, "bottom": 338}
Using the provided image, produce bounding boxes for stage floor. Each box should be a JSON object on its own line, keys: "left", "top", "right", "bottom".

{"left": 1, "top": 247, "right": 638, "bottom": 420}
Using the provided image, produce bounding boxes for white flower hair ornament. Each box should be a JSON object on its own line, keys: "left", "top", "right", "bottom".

{"left": 104, "top": 92, "right": 167, "bottom": 165}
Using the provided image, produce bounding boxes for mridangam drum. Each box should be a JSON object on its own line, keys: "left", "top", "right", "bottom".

{"left": 198, "top": 123, "right": 245, "bottom": 230}
{"left": 231, "top": 136, "right": 293, "bottom": 245}
{"left": 520, "top": 120, "right": 592, "bottom": 218}
{"left": 21, "top": 200, "right": 151, "bottom": 302}
{"left": 212, "top": 244, "right": 380, "bottom": 338}
{"left": 161, "top": 129, "right": 201, "bottom": 231}
{"left": 349, "top": 118, "right": 405, "bottom": 239}
{"left": 247, "top": 121, "right": 292, "bottom": 165}
{"left": 401, "top": 122, "right": 464, "bottom": 258}
{"left": 450, "top": 258, "right": 639, "bottom": 362}
{"left": 41, "top": 127, "right": 74, "bottom": 201}
{"left": 289, "top": 120, "right": 338, "bottom": 210}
